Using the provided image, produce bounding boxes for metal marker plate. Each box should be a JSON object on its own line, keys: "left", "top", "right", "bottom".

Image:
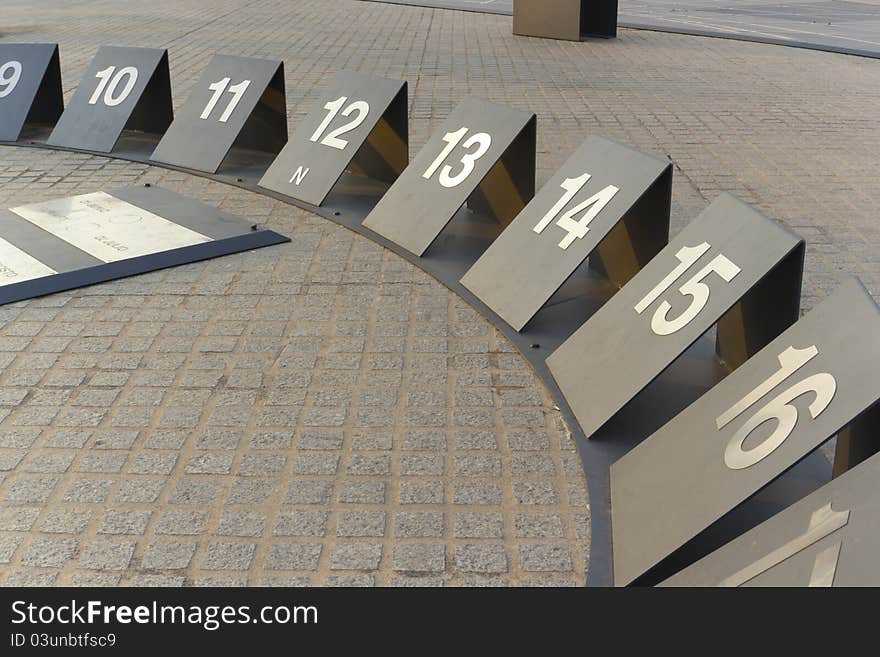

{"left": 611, "top": 278, "right": 880, "bottom": 586}
{"left": 362, "top": 96, "right": 535, "bottom": 256}
{"left": 47, "top": 46, "right": 171, "bottom": 153}
{"left": 461, "top": 135, "right": 670, "bottom": 331}
{"left": 150, "top": 54, "right": 286, "bottom": 173}
{"left": 662, "top": 447, "right": 880, "bottom": 587}
{"left": 259, "top": 71, "right": 407, "bottom": 206}
{"left": 0, "top": 186, "right": 289, "bottom": 307}
{"left": 546, "top": 193, "right": 803, "bottom": 440}
{"left": 0, "top": 236, "right": 57, "bottom": 284}
{"left": 10, "top": 192, "right": 211, "bottom": 262}
{"left": 0, "top": 43, "right": 63, "bottom": 142}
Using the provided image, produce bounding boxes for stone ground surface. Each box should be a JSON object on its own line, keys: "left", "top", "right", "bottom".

{"left": 0, "top": 0, "right": 878, "bottom": 586}
{"left": 371, "top": 0, "right": 880, "bottom": 57}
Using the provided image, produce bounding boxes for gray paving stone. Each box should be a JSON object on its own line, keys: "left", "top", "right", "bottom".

{"left": 0, "top": 506, "right": 41, "bottom": 531}
{"left": 339, "top": 480, "right": 385, "bottom": 504}
{"left": 99, "top": 509, "right": 152, "bottom": 535}
{"left": 5, "top": 476, "right": 59, "bottom": 502}
{"left": 22, "top": 538, "right": 79, "bottom": 568}
{"left": 455, "top": 512, "right": 504, "bottom": 539}
{"left": 201, "top": 542, "right": 256, "bottom": 571}
{"left": 285, "top": 480, "right": 333, "bottom": 505}
{"left": 266, "top": 543, "right": 322, "bottom": 571}
{"left": 40, "top": 508, "right": 93, "bottom": 534}
{"left": 515, "top": 514, "right": 565, "bottom": 539}
{"left": 513, "top": 482, "right": 558, "bottom": 506}
{"left": 274, "top": 510, "right": 329, "bottom": 537}
{"left": 455, "top": 483, "right": 502, "bottom": 506}
{"left": 62, "top": 478, "right": 115, "bottom": 503}
{"left": 218, "top": 511, "right": 266, "bottom": 537}
{"left": 393, "top": 544, "right": 446, "bottom": 573}
{"left": 292, "top": 454, "right": 339, "bottom": 476}
{"left": 127, "top": 574, "right": 185, "bottom": 587}
{"left": 330, "top": 543, "right": 383, "bottom": 570}
{"left": 79, "top": 540, "right": 136, "bottom": 570}
{"left": 395, "top": 512, "right": 445, "bottom": 538}
{"left": 399, "top": 480, "right": 445, "bottom": 505}
{"left": 519, "top": 544, "right": 575, "bottom": 573}
{"left": 169, "top": 480, "right": 222, "bottom": 505}
{"left": 456, "top": 545, "right": 509, "bottom": 574}
{"left": 336, "top": 511, "right": 386, "bottom": 537}
{"left": 0, "top": 536, "right": 22, "bottom": 563}
{"left": 4, "top": 571, "right": 59, "bottom": 587}
{"left": 154, "top": 510, "right": 209, "bottom": 536}
{"left": 142, "top": 541, "right": 198, "bottom": 570}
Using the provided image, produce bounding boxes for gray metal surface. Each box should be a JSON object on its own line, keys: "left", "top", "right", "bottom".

{"left": 47, "top": 46, "right": 171, "bottom": 153}
{"left": 259, "top": 71, "right": 407, "bottom": 206}
{"left": 547, "top": 193, "right": 803, "bottom": 441}
{"left": 612, "top": 277, "right": 880, "bottom": 586}
{"left": 150, "top": 54, "right": 286, "bottom": 174}
{"left": 0, "top": 43, "right": 62, "bottom": 142}
{"left": 364, "top": 0, "right": 880, "bottom": 58}
{"left": 461, "top": 135, "right": 670, "bottom": 331}
{"left": 0, "top": 185, "right": 288, "bottom": 306}
{"left": 362, "top": 96, "right": 535, "bottom": 256}
{"left": 663, "top": 409, "right": 880, "bottom": 587}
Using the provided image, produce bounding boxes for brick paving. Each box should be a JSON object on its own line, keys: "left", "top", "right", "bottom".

{"left": 0, "top": 0, "right": 878, "bottom": 586}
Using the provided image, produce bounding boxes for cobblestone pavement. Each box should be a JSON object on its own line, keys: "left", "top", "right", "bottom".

{"left": 369, "top": 0, "right": 880, "bottom": 58}
{"left": 1, "top": 0, "right": 879, "bottom": 586}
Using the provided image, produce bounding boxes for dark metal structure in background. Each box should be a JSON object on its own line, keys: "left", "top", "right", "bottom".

{"left": 0, "top": 43, "right": 62, "bottom": 142}
{"left": 513, "top": 0, "right": 618, "bottom": 41}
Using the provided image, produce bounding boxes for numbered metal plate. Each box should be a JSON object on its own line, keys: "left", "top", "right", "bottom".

{"left": 47, "top": 46, "right": 172, "bottom": 153}
{"left": 150, "top": 54, "right": 286, "bottom": 173}
{"left": 612, "top": 278, "right": 880, "bottom": 586}
{"left": 662, "top": 445, "right": 880, "bottom": 587}
{"left": 362, "top": 96, "right": 536, "bottom": 257}
{"left": 461, "top": 135, "right": 671, "bottom": 331}
{"left": 0, "top": 186, "right": 288, "bottom": 306}
{"left": 259, "top": 71, "right": 407, "bottom": 206}
{"left": 0, "top": 43, "right": 63, "bottom": 142}
{"left": 547, "top": 193, "right": 804, "bottom": 440}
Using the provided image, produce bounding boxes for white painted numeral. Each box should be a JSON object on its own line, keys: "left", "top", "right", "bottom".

{"left": 719, "top": 502, "right": 848, "bottom": 587}
{"left": 200, "top": 78, "right": 251, "bottom": 122}
{"left": 716, "top": 344, "right": 836, "bottom": 470}
{"left": 0, "top": 60, "right": 22, "bottom": 98}
{"left": 422, "top": 127, "right": 492, "bottom": 189}
{"left": 88, "top": 65, "right": 138, "bottom": 107}
{"left": 532, "top": 173, "right": 619, "bottom": 250}
{"left": 309, "top": 96, "right": 370, "bottom": 150}
{"left": 634, "top": 242, "right": 741, "bottom": 335}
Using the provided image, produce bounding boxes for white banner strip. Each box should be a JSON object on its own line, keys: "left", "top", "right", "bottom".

{"left": 10, "top": 191, "right": 212, "bottom": 263}
{"left": 0, "top": 236, "right": 57, "bottom": 285}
